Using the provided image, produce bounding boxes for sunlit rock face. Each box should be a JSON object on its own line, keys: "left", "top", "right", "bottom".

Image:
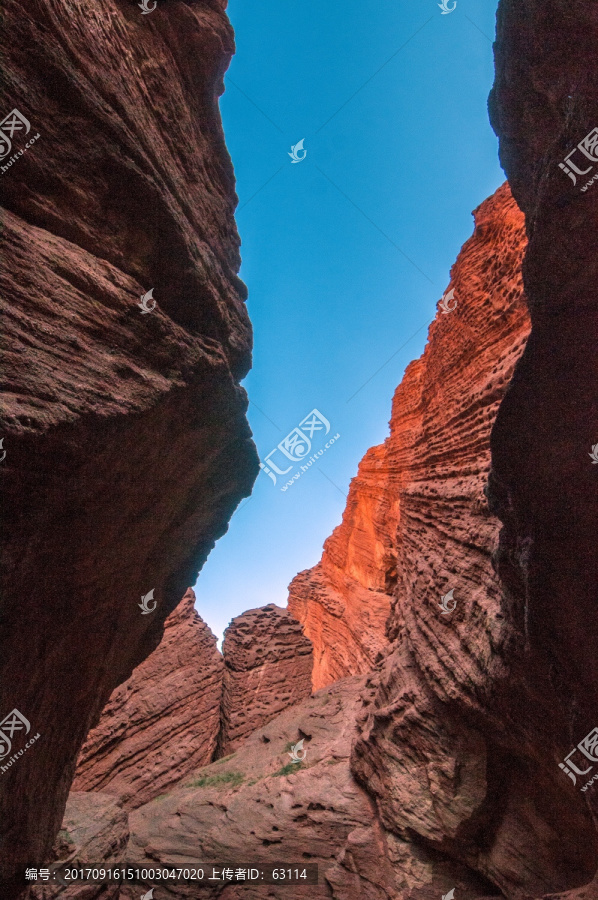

{"left": 351, "top": 175, "right": 596, "bottom": 894}
{"left": 218, "top": 604, "right": 314, "bottom": 755}
{"left": 289, "top": 183, "right": 530, "bottom": 695}
{"left": 72, "top": 590, "right": 223, "bottom": 809}
{"left": 287, "top": 442, "right": 399, "bottom": 691}
{"left": 0, "top": 0, "right": 258, "bottom": 895}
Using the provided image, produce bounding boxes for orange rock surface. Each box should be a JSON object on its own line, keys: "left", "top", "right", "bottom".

{"left": 289, "top": 182, "right": 530, "bottom": 692}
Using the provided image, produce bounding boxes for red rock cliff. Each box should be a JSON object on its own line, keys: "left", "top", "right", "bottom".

{"left": 352, "top": 182, "right": 598, "bottom": 893}
{"left": 290, "top": 183, "right": 529, "bottom": 694}
{"left": 287, "top": 445, "right": 398, "bottom": 691}
{"left": 486, "top": 0, "right": 598, "bottom": 893}
{"left": 72, "top": 590, "right": 223, "bottom": 808}
{"left": 0, "top": 1, "right": 258, "bottom": 896}
{"left": 218, "top": 604, "right": 313, "bottom": 755}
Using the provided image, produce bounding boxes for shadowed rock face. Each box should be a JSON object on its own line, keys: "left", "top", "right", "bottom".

{"left": 486, "top": 1, "right": 598, "bottom": 893}
{"left": 0, "top": 0, "right": 258, "bottom": 894}
{"left": 218, "top": 604, "right": 314, "bottom": 755}
{"left": 72, "top": 589, "right": 223, "bottom": 808}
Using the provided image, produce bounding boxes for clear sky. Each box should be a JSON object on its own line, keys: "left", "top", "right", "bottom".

{"left": 194, "top": 0, "right": 504, "bottom": 642}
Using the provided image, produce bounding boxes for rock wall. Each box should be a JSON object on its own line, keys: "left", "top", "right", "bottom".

{"left": 351, "top": 176, "right": 598, "bottom": 895}
{"left": 290, "top": 183, "right": 529, "bottom": 694}
{"left": 40, "top": 677, "right": 500, "bottom": 900}
{"left": 486, "top": 0, "right": 598, "bottom": 892}
{"left": 218, "top": 604, "right": 314, "bottom": 755}
{"left": 287, "top": 442, "right": 399, "bottom": 690}
{"left": 72, "top": 589, "right": 223, "bottom": 809}
{"left": 0, "top": 1, "right": 258, "bottom": 896}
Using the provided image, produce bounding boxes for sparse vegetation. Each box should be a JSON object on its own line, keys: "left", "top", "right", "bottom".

{"left": 214, "top": 753, "right": 236, "bottom": 765}
{"left": 189, "top": 770, "right": 245, "bottom": 789}
{"left": 273, "top": 762, "right": 303, "bottom": 777}
{"left": 58, "top": 829, "right": 74, "bottom": 845}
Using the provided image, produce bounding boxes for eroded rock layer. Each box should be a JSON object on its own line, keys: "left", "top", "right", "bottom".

{"left": 218, "top": 604, "right": 313, "bottom": 755}
{"left": 72, "top": 589, "right": 223, "bottom": 809}
{"left": 0, "top": 1, "right": 258, "bottom": 895}
{"left": 287, "top": 443, "right": 399, "bottom": 690}
{"left": 486, "top": 1, "right": 598, "bottom": 894}
{"left": 289, "top": 183, "right": 529, "bottom": 694}
{"left": 352, "top": 183, "right": 598, "bottom": 894}
{"left": 43, "top": 678, "right": 500, "bottom": 900}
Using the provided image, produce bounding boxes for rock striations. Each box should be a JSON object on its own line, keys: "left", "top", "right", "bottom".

{"left": 287, "top": 448, "right": 399, "bottom": 691}
{"left": 218, "top": 604, "right": 314, "bottom": 755}
{"left": 0, "top": 1, "right": 258, "bottom": 895}
{"left": 290, "top": 183, "right": 530, "bottom": 696}
{"left": 72, "top": 589, "right": 223, "bottom": 809}
{"left": 70, "top": 597, "right": 313, "bottom": 810}
{"left": 352, "top": 182, "right": 598, "bottom": 894}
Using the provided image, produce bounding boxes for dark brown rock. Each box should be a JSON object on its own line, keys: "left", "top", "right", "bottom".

{"left": 0, "top": 1, "right": 258, "bottom": 895}
{"left": 218, "top": 604, "right": 313, "bottom": 755}
{"left": 485, "top": 1, "right": 598, "bottom": 894}
{"left": 30, "top": 793, "right": 128, "bottom": 900}
{"left": 72, "top": 589, "right": 223, "bottom": 809}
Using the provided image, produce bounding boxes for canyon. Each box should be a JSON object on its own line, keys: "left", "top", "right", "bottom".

{"left": 2, "top": 0, "right": 597, "bottom": 898}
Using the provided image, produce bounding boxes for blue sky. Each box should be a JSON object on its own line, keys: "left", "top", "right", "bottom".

{"left": 194, "top": 0, "right": 504, "bottom": 641}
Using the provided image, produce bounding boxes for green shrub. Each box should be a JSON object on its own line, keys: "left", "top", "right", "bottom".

{"left": 273, "top": 762, "right": 303, "bottom": 777}
{"left": 189, "top": 771, "right": 245, "bottom": 789}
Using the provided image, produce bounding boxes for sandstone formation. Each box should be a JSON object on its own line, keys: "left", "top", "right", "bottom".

{"left": 218, "top": 604, "right": 313, "bottom": 755}
{"left": 485, "top": 0, "right": 598, "bottom": 893}
{"left": 287, "top": 449, "right": 398, "bottom": 690}
{"left": 31, "top": 793, "right": 127, "bottom": 900}
{"left": 72, "top": 589, "right": 223, "bottom": 809}
{"left": 350, "top": 182, "right": 597, "bottom": 894}
{"left": 45, "top": 678, "right": 498, "bottom": 900}
{"left": 290, "top": 183, "right": 530, "bottom": 695}
{"left": 0, "top": 1, "right": 258, "bottom": 896}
